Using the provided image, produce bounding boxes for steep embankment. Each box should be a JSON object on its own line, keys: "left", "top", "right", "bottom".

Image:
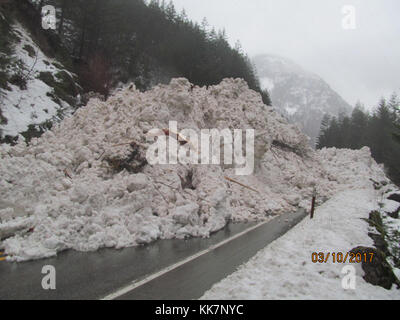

{"left": 0, "top": 7, "right": 79, "bottom": 143}
{"left": 0, "top": 78, "right": 390, "bottom": 262}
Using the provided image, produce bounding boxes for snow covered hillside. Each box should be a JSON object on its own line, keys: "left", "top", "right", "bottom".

{"left": 0, "top": 78, "right": 395, "bottom": 268}
{"left": 0, "top": 13, "right": 79, "bottom": 142}
{"left": 253, "top": 54, "right": 353, "bottom": 146}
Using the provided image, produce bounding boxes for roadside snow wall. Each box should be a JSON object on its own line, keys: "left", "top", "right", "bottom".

{"left": 0, "top": 78, "right": 389, "bottom": 261}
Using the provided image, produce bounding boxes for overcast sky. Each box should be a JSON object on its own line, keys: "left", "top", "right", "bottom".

{"left": 171, "top": 0, "right": 400, "bottom": 109}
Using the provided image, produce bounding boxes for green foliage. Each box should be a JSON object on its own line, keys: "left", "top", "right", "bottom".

{"left": 9, "top": 72, "right": 27, "bottom": 90}
{"left": 38, "top": 71, "right": 78, "bottom": 105}
{"left": 0, "top": 6, "right": 14, "bottom": 90}
{"left": 23, "top": 44, "right": 35, "bottom": 57}
{"left": 317, "top": 94, "right": 400, "bottom": 185}
{"left": 260, "top": 89, "right": 272, "bottom": 106}
{"left": 54, "top": 71, "right": 78, "bottom": 97}
{"left": 365, "top": 210, "right": 400, "bottom": 269}
{"left": 389, "top": 93, "right": 400, "bottom": 145}
{"left": 368, "top": 211, "right": 386, "bottom": 237}
{"left": 37, "top": 71, "right": 56, "bottom": 87}
{"left": 0, "top": 108, "right": 6, "bottom": 126}
{"left": 6, "top": 58, "right": 29, "bottom": 90}
{"left": 20, "top": 121, "right": 53, "bottom": 144}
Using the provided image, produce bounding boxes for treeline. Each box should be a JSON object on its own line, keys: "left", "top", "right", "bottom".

{"left": 317, "top": 94, "right": 400, "bottom": 184}
{"left": 28, "top": 0, "right": 271, "bottom": 104}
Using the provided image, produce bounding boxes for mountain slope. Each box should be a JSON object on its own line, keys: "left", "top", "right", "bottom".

{"left": 28, "top": 0, "right": 266, "bottom": 101}
{"left": 253, "top": 54, "right": 352, "bottom": 146}
{"left": 0, "top": 4, "right": 80, "bottom": 143}
{"left": 1, "top": 0, "right": 270, "bottom": 143}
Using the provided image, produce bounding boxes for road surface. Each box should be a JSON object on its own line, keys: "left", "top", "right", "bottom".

{"left": 0, "top": 209, "right": 307, "bottom": 300}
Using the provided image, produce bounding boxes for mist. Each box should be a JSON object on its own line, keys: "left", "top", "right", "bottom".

{"left": 172, "top": 0, "right": 400, "bottom": 109}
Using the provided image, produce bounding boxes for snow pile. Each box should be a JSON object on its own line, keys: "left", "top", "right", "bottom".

{"left": 201, "top": 188, "right": 400, "bottom": 299}
{"left": 0, "top": 77, "right": 389, "bottom": 261}
{"left": 316, "top": 147, "right": 389, "bottom": 194}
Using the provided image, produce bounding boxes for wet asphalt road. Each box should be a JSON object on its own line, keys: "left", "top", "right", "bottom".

{"left": 0, "top": 209, "right": 307, "bottom": 300}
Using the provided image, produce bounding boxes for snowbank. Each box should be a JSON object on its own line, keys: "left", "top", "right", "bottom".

{"left": 0, "top": 77, "right": 390, "bottom": 261}
{"left": 201, "top": 188, "right": 400, "bottom": 299}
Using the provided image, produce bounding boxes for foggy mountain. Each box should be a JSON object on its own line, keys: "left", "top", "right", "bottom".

{"left": 253, "top": 54, "right": 353, "bottom": 146}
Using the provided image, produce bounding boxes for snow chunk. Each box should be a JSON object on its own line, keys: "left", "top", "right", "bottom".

{"left": 173, "top": 202, "right": 200, "bottom": 226}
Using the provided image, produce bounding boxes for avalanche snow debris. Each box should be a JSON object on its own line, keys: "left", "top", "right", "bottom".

{"left": 0, "top": 77, "right": 390, "bottom": 261}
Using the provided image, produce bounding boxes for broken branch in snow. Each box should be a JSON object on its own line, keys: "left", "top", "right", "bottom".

{"left": 23, "top": 47, "right": 39, "bottom": 81}
{"left": 151, "top": 129, "right": 199, "bottom": 154}
{"left": 270, "top": 147, "right": 281, "bottom": 163}
{"left": 272, "top": 140, "right": 305, "bottom": 157}
{"left": 111, "top": 140, "right": 147, "bottom": 149}
{"left": 224, "top": 176, "right": 259, "bottom": 194}
{"left": 96, "top": 150, "right": 106, "bottom": 161}
{"left": 64, "top": 168, "right": 72, "bottom": 179}
{"left": 310, "top": 187, "right": 317, "bottom": 219}
{"left": 153, "top": 179, "right": 178, "bottom": 190}
{"left": 103, "top": 142, "right": 148, "bottom": 174}
{"left": 95, "top": 140, "right": 146, "bottom": 162}
{"left": 147, "top": 176, "right": 169, "bottom": 205}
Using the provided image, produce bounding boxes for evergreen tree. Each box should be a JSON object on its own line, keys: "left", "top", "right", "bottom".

{"left": 369, "top": 98, "right": 392, "bottom": 163}
{"left": 349, "top": 106, "right": 368, "bottom": 149}
{"left": 316, "top": 114, "right": 331, "bottom": 149}
{"left": 317, "top": 95, "right": 400, "bottom": 185}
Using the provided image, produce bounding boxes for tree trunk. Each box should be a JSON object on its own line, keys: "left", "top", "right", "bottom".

{"left": 58, "top": 0, "right": 66, "bottom": 36}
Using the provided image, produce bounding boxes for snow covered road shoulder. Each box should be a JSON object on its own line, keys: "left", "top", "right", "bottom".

{"left": 201, "top": 188, "right": 400, "bottom": 299}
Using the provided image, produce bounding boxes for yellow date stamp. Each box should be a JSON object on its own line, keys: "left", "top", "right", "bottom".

{"left": 311, "top": 252, "right": 375, "bottom": 264}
